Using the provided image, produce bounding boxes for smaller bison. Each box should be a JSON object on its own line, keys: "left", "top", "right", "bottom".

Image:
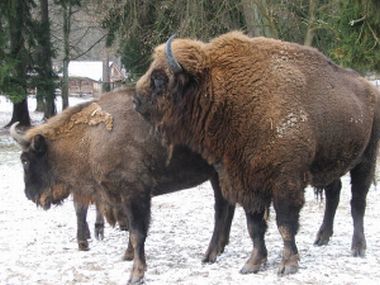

{"left": 134, "top": 31, "right": 380, "bottom": 277}
{"left": 11, "top": 88, "right": 235, "bottom": 284}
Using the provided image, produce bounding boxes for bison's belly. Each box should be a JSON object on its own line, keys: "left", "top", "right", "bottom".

{"left": 309, "top": 151, "right": 364, "bottom": 187}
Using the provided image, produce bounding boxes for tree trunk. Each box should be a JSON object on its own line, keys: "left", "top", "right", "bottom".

{"left": 6, "top": 100, "right": 31, "bottom": 127}
{"left": 62, "top": 58, "right": 69, "bottom": 109}
{"left": 35, "top": 95, "right": 45, "bottom": 112}
{"left": 6, "top": 0, "right": 30, "bottom": 127}
{"left": 304, "top": 0, "right": 318, "bottom": 46}
{"left": 62, "top": 3, "right": 71, "bottom": 110}
{"left": 246, "top": 0, "right": 278, "bottom": 38}
{"left": 38, "top": 0, "right": 56, "bottom": 118}
{"left": 241, "top": 0, "right": 262, "bottom": 36}
{"left": 102, "top": 51, "right": 110, "bottom": 93}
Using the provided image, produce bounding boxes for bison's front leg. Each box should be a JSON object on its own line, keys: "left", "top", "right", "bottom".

{"left": 125, "top": 195, "right": 151, "bottom": 285}
{"left": 240, "top": 208, "right": 268, "bottom": 274}
{"left": 123, "top": 236, "right": 134, "bottom": 261}
{"left": 272, "top": 178, "right": 305, "bottom": 276}
{"left": 116, "top": 205, "right": 129, "bottom": 231}
{"left": 203, "top": 173, "right": 236, "bottom": 263}
{"left": 314, "top": 179, "right": 341, "bottom": 246}
{"left": 349, "top": 150, "right": 375, "bottom": 257}
{"left": 74, "top": 199, "right": 90, "bottom": 251}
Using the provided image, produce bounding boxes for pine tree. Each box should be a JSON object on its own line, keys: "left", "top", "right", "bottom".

{"left": 34, "top": 0, "right": 57, "bottom": 118}
{"left": 0, "top": 0, "right": 36, "bottom": 127}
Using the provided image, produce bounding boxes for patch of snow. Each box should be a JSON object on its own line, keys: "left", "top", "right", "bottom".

{"left": 0, "top": 95, "right": 92, "bottom": 128}
{"left": 275, "top": 109, "right": 308, "bottom": 138}
{"left": 67, "top": 61, "right": 104, "bottom": 82}
{"left": 0, "top": 96, "right": 379, "bottom": 284}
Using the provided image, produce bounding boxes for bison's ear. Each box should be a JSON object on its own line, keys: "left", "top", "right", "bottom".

{"left": 31, "top": 134, "right": 47, "bottom": 156}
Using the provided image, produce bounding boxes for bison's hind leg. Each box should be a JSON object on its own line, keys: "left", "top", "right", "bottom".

{"left": 349, "top": 138, "right": 378, "bottom": 257}
{"left": 203, "top": 174, "right": 236, "bottom": 263}
{"left": 94, "top": 201, "right": 105, "bottom": 240}
{"left": 272, "top": 174, "right": 306, "bottom": 276}
{"left": 314, "top": 179, "right": 342, "bottom": 246}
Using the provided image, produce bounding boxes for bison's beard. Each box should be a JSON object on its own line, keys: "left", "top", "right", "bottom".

{"left": 37, "top": 184, "right": 70, "bottom": 210}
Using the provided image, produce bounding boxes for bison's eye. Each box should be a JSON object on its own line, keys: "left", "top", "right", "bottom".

{"left": 151, "top": 70, "right": 168, "bottom": 95}
{"left": 21, "top": 158, "right": 30, "bottom": 169}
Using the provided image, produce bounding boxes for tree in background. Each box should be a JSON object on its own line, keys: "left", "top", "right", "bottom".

{"left": 54, "top": 0, "right": 82, "bottom": 110}
{"left": 54, "top": 0, "right": 107, "bottom": 109}
{"left": 102, "top": 0, "right": 247, "bottom": 80}
{"left": 34, "top": 0, "right": 57, "bottom": 118}
{"left": 101, "top": 0, "right": 379, "bottom": 78}
{"left": 328, "top": 0, "right": 380, "bottom": 73}
{"left": 0, "top": 0, "right": 36, "bottom": 127}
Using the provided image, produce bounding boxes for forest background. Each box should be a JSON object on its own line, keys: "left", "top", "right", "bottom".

{"left": 0, "top": 0, "right": 379, "bottom": 126}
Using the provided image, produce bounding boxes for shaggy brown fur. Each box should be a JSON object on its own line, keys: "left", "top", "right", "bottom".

{"left": 12, "top": 88, "right": 235, "bottom": 284}
{"left": 135, "top": 31, "right": 380, "bottom": 277}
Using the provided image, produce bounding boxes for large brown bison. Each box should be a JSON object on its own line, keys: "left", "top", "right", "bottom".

{"left": 10, "top": 88, "right": 235, "bottom": 284}
{"left": 134, "top": 31, "right": 380, "bottom": 277}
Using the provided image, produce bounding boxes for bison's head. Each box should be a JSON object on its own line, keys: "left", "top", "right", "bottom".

{"left": 10, "top": 123, "right": 70, "bottom": 210}
{"left": 134, "top": 35, "right": 209, "bottom": 129}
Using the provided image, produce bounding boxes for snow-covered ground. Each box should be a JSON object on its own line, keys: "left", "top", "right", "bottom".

{"left": 0, "top": 95, "right": 380, "bottom": 285}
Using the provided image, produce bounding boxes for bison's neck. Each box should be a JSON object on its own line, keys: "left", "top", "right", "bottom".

{"left": 162, "top": 80, "right": 263, "bottom": 166}
{"left": 51, "top": 133, "right": 92, "bottom": 186}
{"left": 161, "top": 83, "right": 213, "bottom": 163}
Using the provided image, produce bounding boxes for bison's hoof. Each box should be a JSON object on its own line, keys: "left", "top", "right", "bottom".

{"left": 239, "top": 248, "right": 267, "bottom": 274}
{"left": 351, "top": 237, "right": 366, "bottom": 257}
{"left": 78, "top": 240, "right": 89, "bottom": 251}
{"left": 352, "top": 246, "right": 366, "bottom": 257}
{"left": 202, "top": 253, "right": 217, "bottom": 264}
{"left": 277, "top": 255, "right": 299, "bottom": 276}
{"left": 202, "top": 247, "right": 223, "bottom": 264}
{"left": 128, "top": 266, "right": 146, "bottom": 285}
{"left": 240, "top": 263, "right": 263, "bottom": 274}
{"left": 202, "top": 240, "right": 227, "bottom": 264}
{"left": 123, "top": 249, "right": 134, "bottom": 261}
{"left": 95, "top": 223, "right": 104, "bottom": 240}
{"left": 127, "top": 276, "right": 144, "bottom": 285}
{"left": 314, "top": 229, "right": 332, "bottom": 246}
{"left": 314, "top": 235, "right": 330, "bottom": 246}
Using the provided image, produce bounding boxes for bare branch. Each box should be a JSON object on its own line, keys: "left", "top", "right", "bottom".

{"left": 71, "top": 34, "right": 107, "bottom": 61}
{"left": 349, "top": 15, "right": 367, "bottom": 26}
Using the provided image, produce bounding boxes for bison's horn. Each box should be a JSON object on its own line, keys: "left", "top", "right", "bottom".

{"left": 165, "top": 34, "right": 183, "bottom": 73}
{"left": 10, "top": 122, "right": 29, "bottom": 147}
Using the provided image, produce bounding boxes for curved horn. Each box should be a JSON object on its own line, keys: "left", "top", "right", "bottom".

{"left": 165, "top": 34, "right": 183, "bottom": 73}
{"left": 10, "top": 122, "right": 29, "bottom": 147}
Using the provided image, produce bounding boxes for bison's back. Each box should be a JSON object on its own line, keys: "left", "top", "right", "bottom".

{"left": 207, "top": 34, "right": 379, "bottom": 188}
